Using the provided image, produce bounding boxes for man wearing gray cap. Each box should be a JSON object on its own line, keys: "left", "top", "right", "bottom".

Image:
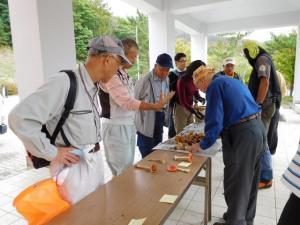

{"left": 134, "top": 53, "right": 173, "bottom": 158}
{"left": 9, "top": 36, "right": 129, "bottom": 204}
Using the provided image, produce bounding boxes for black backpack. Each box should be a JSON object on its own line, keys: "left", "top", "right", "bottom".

{"left": 28, "top": 70, "right": 77, "bottom": 169}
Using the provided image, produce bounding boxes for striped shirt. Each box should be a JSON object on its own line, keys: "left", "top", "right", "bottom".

{"left": 152, "top": 71, "right": 169, "bottom": 103}
{"left": 281, "top": 139, "right": 300, "bottom": 198}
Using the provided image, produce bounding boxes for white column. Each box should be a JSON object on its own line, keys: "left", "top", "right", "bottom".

{"left": 191, "top": 33, "right": 207, "bottom": 63}
{"left": 293, "top": 23, "right": 300, "bottom": 104}
{"left": 8, "top": 0, "right": 76, "bottom": 100}
{"left": 148, "top": 11, "right": 176, "bottom": 68}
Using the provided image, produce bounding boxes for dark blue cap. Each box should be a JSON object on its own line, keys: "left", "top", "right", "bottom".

{"left": 156, "top": 53, "right": 173, "bottom": 68}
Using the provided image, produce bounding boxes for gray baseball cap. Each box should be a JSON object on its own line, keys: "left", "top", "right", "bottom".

{"left": 87, "top": 36, "right": 131, "bottom": 65}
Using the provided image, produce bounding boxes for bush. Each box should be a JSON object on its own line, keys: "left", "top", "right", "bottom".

{"left": 281, "top": 96, "right": 293, "bottom": 108}
{"left": 0, "top": 46, "right": 17, "bottom": 95}
{"left": 0, "top": 78, "right": 18, "bottom": 95}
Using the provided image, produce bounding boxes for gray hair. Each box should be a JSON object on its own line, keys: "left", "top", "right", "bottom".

{"left": 121, "top": 38, "right": 139, "bottom": 54}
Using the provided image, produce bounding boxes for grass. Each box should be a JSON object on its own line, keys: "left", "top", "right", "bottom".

{"left": 0, "top": 46, "right": 17, "bottom": 95}
{"left": 0, "top": 46, "right": 15, "bottom": 80}
{"left": 281, "top": 96, "right": 293, "bottom": 108}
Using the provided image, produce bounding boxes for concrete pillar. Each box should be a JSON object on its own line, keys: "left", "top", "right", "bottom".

{"left": 191, "top": 33, "right": 208, "bottom": 63}
{"left": 148, "top": 11, "right": 176, "bottom": 68}
{"left": 293, "top": 23, "right": 300, "bottom": 104}
{"left": 8, "top": 0, "right": 76, "bottom": 100}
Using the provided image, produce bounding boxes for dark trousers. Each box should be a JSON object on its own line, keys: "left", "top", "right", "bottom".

{"left": 168, "top": 107, "right": 176, "bottom": 138}
{"left": 137, "top": 112, "right": 164, "bottom": 158}
{"left": 221, "top": 118, "right": 266, "bottom": 225}
{"left": 267, "top": 107, "right": 280, "bottom": 155}
{"left": 277, "top": 193, "right": 300, "bottom": 225}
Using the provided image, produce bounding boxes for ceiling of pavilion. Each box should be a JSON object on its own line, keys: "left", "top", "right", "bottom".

{"left": 122, "top": 0, "right": 300, "bottom": 34}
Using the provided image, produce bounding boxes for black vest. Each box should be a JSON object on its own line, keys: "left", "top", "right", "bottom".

{"left": 248, "top": 53, "right": 282, "bottom": 108}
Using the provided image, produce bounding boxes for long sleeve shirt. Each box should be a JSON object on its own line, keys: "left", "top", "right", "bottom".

{"left": 8, "top": 64, "right": 101, "bottom": 161}
{"left": 99, "top": 68, "right": 141, "bottom": 125}
{"left": 200, "top": 75, "right": 260, "bottom": 149}
{"left": 176, "top": 75, "right": 203, "bottom": 112}
{"left": 134, "top": 71, "right": 169, "bottom": 138}
{"left": 281, "top": 139, "right": 300, "bottom": 198}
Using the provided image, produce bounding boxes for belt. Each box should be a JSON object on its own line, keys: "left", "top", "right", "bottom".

{"left": 88, "top": 143, "right": 100, "bottom": 153}
{"left": 239, "top": 113, "right": 260, "bottom": 124}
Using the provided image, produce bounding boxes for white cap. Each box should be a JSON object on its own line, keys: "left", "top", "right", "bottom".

{"left": 223, "top": 57, "right": 235, "bottom": 66}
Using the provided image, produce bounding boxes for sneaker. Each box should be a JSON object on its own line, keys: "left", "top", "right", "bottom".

{"left": 258, "top": 180, "right": 272, "bottom": 189}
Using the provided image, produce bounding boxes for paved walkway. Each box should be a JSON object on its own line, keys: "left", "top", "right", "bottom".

{"left": 0, "top": 96, "right": 299, "bottom": 225}
{"left": 0, "top": 96, "right": 26, "bottom": 181}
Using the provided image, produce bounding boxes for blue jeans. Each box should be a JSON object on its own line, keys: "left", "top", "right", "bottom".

{"left": 137, "top": 112, "right": 164, "bottom": 158}
{"left": 260, "top": 148, "right": 273, "bottom": 181}
{"left": 260, "top": 101, "right": 275, "bottom": 181}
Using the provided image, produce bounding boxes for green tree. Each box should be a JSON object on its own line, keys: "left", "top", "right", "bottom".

{"left": 0, "top": 0, "right": 11, "bottom": 46}
{"left": 208, "top": 32, "right": 252, "bottom": 83}
{"left": 175, "top": 38, "right": 191, "bottom": 63}
{"left": 0, "top": 0, "right": 14, "bottom": 92}
{"left": 264, "top": 32, "right": 297, "bottom": 96}
{"left": 112, "top": 11, "right": 149, "bottom": 80}
{"left": 0, "top": 0, "right": 114, "bottom": 59}
{"left": 73, "top": 0, "right": 112, "bottom": 61}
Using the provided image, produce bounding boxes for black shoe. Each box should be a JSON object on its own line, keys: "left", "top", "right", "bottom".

{"left": 223, "top": 212, "right": 228, "bottom": 221}
{"left": 213, "top": 222, "right": 226, "bottom": 225}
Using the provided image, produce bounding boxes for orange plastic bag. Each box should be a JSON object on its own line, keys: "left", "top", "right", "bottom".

{"left": 13, "top": 178, "right": 70, "bottom": 225}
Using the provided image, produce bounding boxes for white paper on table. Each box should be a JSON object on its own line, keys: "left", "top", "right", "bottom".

{"left": 194, "top": 139, "right": 222, "bottom": 158}
{"left": 159, "top": 194, "right": 178, "bottom": 204}
{"left": 128, "top": 218, "right": 147, "bottom": 225}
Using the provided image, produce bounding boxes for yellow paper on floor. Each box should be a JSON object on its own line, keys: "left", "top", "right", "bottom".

{"left": 159, "top": 194, "right": 178, "bottom": 204}
{"left": 128, "top": 217, "right": 147, "bottom": 225}
{"left": 177, "top": 162, "right": 192, "bottom": 168}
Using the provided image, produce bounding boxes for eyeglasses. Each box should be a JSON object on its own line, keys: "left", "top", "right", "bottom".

{"left": 178, "top": 60, "right": 187, "bottom": 63}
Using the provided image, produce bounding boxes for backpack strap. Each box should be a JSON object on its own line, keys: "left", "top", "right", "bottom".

{"left": 44, "top": 70, "right": 77, "bottom": 145}
{"left": 60, "top": 128, "right": 71, "bottom": 146}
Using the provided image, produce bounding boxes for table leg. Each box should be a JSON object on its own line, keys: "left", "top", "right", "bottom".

{"left": 207, "top": 158, "right": 212, "bottom": 221}
{"left": 192, "top": 158, "right": 212, "bottom": 225}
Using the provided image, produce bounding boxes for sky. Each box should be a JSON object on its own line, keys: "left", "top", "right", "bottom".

{"left": 104, "top": 0, "right": 297, "bottom": 42}
{"left": 245, "top": 26, "right": 297, "bottom": 42}
{"left": 103, "top": 0, "right": 137, "bottom": 18}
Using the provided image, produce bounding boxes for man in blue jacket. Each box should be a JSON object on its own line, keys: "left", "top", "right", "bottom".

{"left": 190, "top": 66, "right": 266, "bottom": 225}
